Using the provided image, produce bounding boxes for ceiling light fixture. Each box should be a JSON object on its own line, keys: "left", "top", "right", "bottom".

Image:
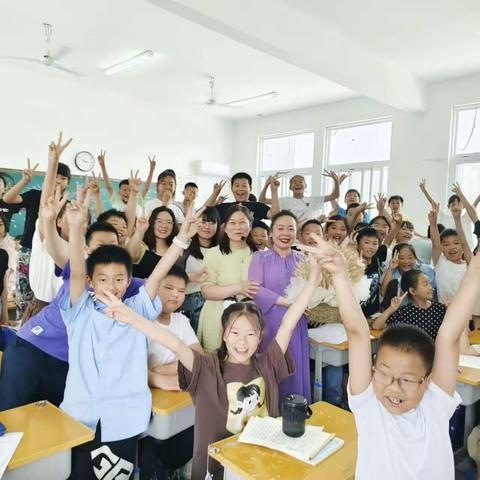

{"left": 222, "top": 91, "right": 278, "bottom": 107}
{"left": 104, "top": 50, "right": 154, "bottom": 75}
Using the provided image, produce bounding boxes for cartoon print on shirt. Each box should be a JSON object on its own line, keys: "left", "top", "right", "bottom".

{"left": 226, "top": 377, "right": 268, "bottom": 433}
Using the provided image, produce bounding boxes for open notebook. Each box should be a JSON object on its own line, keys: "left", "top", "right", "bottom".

{"left": 238, "top": 416, "right": 344, "bottom": 466}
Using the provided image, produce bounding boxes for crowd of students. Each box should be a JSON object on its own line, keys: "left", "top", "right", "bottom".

{"left": 0, "top": 132, "right": 480, "bottom": 479}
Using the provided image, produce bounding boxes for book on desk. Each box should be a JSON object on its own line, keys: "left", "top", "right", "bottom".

{"left": 238, "top": 416, "right": 344, "bottom": 466}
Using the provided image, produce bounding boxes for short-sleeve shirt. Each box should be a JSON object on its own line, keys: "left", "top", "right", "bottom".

{"left": 348, "top": 381, "right": 460, "bottom": 480}
{"left": 215, "top": 201, "right": 270, "bottom": 224}
{"left": 17, "top": 261, "right": 144, "bottom": 362}
{"left": 19, "top": 189, "right": 41, "bottom": 249}
{"left": 178, "top": 340, "right": 294, "bottom": 480}
{"left": 147, "top": 312, "right": 199, "bottom": 367}
{"left": 360, "top": 245, "right": 387, "bottom": 317}
{"left": 438, "top": 211, "right": 475, "bottom": 251}
{"left": 434, "top": 254, "right": 466, "bottom": 305}
{"left": 387, "top": 302, "right": 446, "bottom": 340}
{"left": 109, "top": 190, "right": 144, "bottom": 217}
{"left": 280, "top": 196, "right": 325, "bottom": 220}
{"left": 144, "top": 198, "right": 185, "bottom": 223}
{"left": 59, "top": 285, "right": 161, "bottom": 442}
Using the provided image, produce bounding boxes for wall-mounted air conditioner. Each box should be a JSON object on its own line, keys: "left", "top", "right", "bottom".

{"left": 195, "top": 160, "right": 231, "bottom": 177}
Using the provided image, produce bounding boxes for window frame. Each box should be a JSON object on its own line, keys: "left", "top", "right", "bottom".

{"left": 322, "top": 117, "right": 392, "bottom": 206}
{"left": 257, "top": 129, "right": 315, "bottom": 198}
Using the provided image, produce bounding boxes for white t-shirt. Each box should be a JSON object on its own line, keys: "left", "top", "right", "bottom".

{"left": 29, "top": 222, "right": 65, "bottom": 302}
{"left": 279, "top": 196, "right": 325, "bottom": 220}
{"left": 434, "top": 253, "right": 466, "bottom": 305}
{"left": 147, "top": 312, "right": 199, "bottom": 367}
{"left": 144, "top": 198, "right": 185, "bottom": 223}
{"left": 348, "top": 381, "right": 460, "bottom": 480}
{"left": 109, "top": 191, "right": 144, "bottom": 217}
{"left": 185, "top": 248, "right": 207, "bottom": 295}
{"left": 438, "top": 211, "right": 475, "bottom": 251}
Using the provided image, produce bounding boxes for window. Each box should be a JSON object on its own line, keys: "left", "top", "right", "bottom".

{"left": 324, "top": 119, "right": 391, "bottom": 206}
{"left": 258, "top": 131, "right": 314, "bottom": 197}
{"left": 451, "top": 104, "right": 480, "bottom": 203}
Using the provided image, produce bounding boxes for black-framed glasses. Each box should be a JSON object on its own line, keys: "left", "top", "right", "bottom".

{"left": 372, "top": 366, "right": 426, "bottom": 392}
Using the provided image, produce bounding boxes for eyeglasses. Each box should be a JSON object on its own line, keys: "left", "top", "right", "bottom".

{"left": 372, "top": 366, "right": 426, "bottom": 392}
{"left": 201, "top": 220, "right": 216, "bottom": 226}
{"left": 154, "top": 219, "right": 173, "bottom": 226}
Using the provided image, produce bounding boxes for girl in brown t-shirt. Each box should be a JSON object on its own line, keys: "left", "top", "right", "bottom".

{"left": 98, "top": 255, "right": 321, "bottom": 480}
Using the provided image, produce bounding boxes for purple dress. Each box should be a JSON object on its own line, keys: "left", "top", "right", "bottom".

{"left": 248, "top": 249, "right": 311, "bottom": 403}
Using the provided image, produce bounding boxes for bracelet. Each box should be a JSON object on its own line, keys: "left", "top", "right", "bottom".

{"left": 172, "top": 236, "right": 191, "bottom": 249}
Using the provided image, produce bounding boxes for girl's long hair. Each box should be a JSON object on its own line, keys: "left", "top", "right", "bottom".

{"left": 188, "top": 207, "right": 220, "bottom": 260}
{"left": 143, "top": 206, "right": 178, "bottom": 251}
{"left": 217, "top": 301, "right": 265, "bottom": 373}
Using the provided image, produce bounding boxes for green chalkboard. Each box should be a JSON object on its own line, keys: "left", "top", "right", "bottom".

{"left": 1, "top": 169, "right": 158, "bottom": 237}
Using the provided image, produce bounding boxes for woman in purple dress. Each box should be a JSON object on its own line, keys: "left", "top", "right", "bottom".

{"left": 248, "top": 210, "right": 310, "bottom": 402}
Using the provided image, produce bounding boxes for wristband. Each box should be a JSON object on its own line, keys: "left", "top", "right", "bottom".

{"left": 172, "top": 236, "right": 191, "bottom": 249}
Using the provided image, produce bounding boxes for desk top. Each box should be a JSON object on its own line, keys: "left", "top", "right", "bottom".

{"left": 469, "top": 330, "right": 480, "bottom": 345}
{"left": 209, "top": 401, "right": 357, "bottom": 480}
{"left": 150, "top": 388, "right": 193, "bottom": 415}
{"left": 0, "top": 401, "right": 94, "bottom": 470}
{"left": 309, "top": 329, "right": 383, "bottom": 350}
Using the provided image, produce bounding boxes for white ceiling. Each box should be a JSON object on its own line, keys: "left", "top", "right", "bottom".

{"left": 1, "top": 0, "right": 480, "bottom": 119}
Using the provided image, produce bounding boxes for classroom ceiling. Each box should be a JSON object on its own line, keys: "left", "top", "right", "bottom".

{"left": 1, "top": 0, "right": 479, "bottom": 119}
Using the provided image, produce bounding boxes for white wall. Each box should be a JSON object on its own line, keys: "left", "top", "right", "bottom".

{"left": 0, "top": 65, "right": 233, "bottom": 202}
{"left": 232, "top": 73, "right": 480, "bottom": 232}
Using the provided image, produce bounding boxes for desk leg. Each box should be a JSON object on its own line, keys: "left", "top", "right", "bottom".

{"left": 464, "top": 402, "right": 478, "bottom": 446}
{"left": 313, "top": 345, "right": 323, "bottom": 403}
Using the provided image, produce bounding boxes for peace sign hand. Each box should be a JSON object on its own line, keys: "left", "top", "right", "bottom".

{"left": 148, "top": 155, "right": 156, "bottom": 172}
{"left": 22, "top": 158, "right": 39, "bottom": 183}
{"left": 48, "top": 131, "right": 73, "bottom": 164}
{"left": 389, "top": 250, "right": 400, "bottom": 271}
{"left": 129, "top": 169, "right": 142, "bottom": 194}
{"left": 390, "top": 291, "right": 408, "bottom": 312}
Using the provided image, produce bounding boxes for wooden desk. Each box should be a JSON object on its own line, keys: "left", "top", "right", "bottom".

{"left": 0, "top": 401, "right": 94, "bottom": 480}
{"left": 469, "top": 330, "right": 480, "bottom": 345}
{"left": 309, "top": 331, "right": 381, "bottom": 402}
{"left": 146, "top": 388, "right": 195, "bottom": 440}
{"left": 209, "top": 401, "right": 357, "bottom": 480}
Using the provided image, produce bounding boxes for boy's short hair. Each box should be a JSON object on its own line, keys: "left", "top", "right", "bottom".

{"left": 119, "top": 179, "right": 129, "bottom": 188}
{"left": 300, "top": 219, "right": 323, "bottom": 234}
{"left": 356, "top": 226, "right": 380, "bottom": 243}
{"left": 97, "top": 209, "right": 128, "bottom": 225}
{"left": 86, "top": 244, "right": 132, "bottom": 278}
{"left": 164, "top": 264, "right": 189, "bottom": 285}
{"left": 157, "top": 169, "right": 176, "bottom": 183}
{"left": 440, "top": 228, "right": 459, "bottom": 243}
{"left": 388, "top": 195, "right": 404, "bottom": 204}
{"left": 346, "top": 202, "right": 360, "bottom": 214}
{"left": 85, "top": 222, "right": 119, "bottom": 245}
{"left": 231, "top": 172, "right": 252, "bottom": 188}
{"left": 345, "top": 189, "right": 360, "bottom": 199}
{"left": 448, "top": 194, "right": 461, "bottom": 207}
{"left": 56, "top": 162, "right": 71, "bottom": 181}
{"left": 252, "top": 220, "right": 270, "bottom": 234}
{"left": 184, "top": 182, "right": 198, "bottom": 190}
{"left": 378, "top": 324, "right": 435, "bottom": 374}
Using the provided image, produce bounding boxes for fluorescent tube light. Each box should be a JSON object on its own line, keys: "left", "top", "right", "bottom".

{"left": 104, "top": 50, "right": 154, "bottom": 75}
{"left": 222, "top": 91, "right": 278, "bottom": 107}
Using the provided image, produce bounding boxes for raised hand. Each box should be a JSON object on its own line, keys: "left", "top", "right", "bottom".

{"left": 239, "top": 280, "right": 260, "bottom": 298}
{"left": 391, "top": 212, "right": 403, "bottom": 225}
{"left": 390, "top": 291, "right": 408, "bottom": 312}
{"left": 419, "top": 178, "right": 427, "bottom": 192}
{"left": 97, "top": 149, "right": 106, "bottom": 168}
{"left": 452, "top": 182, "right": 466, "bottom": 201}
{"left": 96, "top": 290, "right": 137, "bottom": 324}
{"left": 48, "top": 131, "right": 73, "bottom": 164}
{"left": 65, "top": 201, "right": 88, "bottom": 228}
{"left": 88, "top": 171, "right": 102, "bottom": 196}
{"left": 374, "top": 192, "right": 387, "bottom": 212}
{"left": 148, "top": 155, "right": 156, "bottom": 172}
{"left": 41, "top": 186, "right": 70, "bottom": 222}
{"left": 270, "top": 175, "right": 280, "bottom": 191}
{"left": 129, "top": 169, "right": 142, "bottom": 194}
{"left": 338, "top": 172, "right": 350, "bottom": 184}
{"left": 216, "top": 195, "right": 228, "bottom": 205}
{"left": 428, "top": 205, "right": 439, "bottom": 225}
{"left": 451, "top": 205, "right": 462, "bottom": 219}
{"left": 22, "top": 158, "right": 39, "bottom": 183}
{"left": 298, "top": 233, "right": 346, "bottom": 276}
{"left": 178, "top": 205, "right": 205, "bottom": 241}
{"left": 389, "top": 250, "right": 400, "bottom": 270}
{"left": 322, "top": 169, "right": 338, "bottom": 182}
{"left": 212, "top": 179, "right": 226, "bottom": 196}
{"left": 136, "top": 216, "right": 149, "bottom": 234}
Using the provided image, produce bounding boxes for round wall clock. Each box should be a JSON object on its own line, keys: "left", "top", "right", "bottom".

{"left": 74, "top": 151, "right": 95, "bottom": 172}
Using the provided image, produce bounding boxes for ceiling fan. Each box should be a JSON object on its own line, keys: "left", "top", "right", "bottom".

{"left": 0, "top": 23, "right": 82, "bottom": 77}
{"left": 205, "top": 75, "right": 278, "bottom": 108}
